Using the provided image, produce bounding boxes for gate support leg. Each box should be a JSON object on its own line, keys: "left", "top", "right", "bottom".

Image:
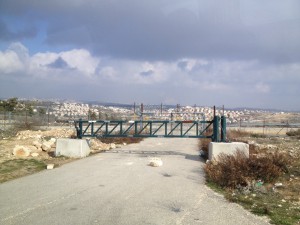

{"left": 213, "top": 116, "right": 220, "bottom": 142}
{"left": 221, "top": 116, "right": 226, "bottom": 142}
{"left": 78, "top": 119, "right": 83, "bottom": 139}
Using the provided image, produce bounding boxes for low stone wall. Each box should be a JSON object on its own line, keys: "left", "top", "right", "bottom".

{"left": 208, "top": 142, "right": 249, "bottom": 161}
{"left": 55, "top": 139, "right": 90, "bottom": 158}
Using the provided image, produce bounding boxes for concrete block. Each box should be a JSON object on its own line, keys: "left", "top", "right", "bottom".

{"left": 208, "top": 142, "right": 249, "bottom": 161}
{"left": 55, "top": 139, "right": 90, "bottom": 158}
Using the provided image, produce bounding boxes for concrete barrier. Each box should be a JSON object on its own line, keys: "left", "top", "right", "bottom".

{"left": 55, "top": 139, "right": 90, "bottom": 158}
{"left": 208, "top": 142, "right": 249, "bottom": 161}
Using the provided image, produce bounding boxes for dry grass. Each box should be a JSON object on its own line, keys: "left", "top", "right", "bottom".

{"left": 227, "top": 129, "right": 267, "bottom": 141}
{"left": 227, "top": 129, "right": 251, "bottom": 140}
{"left": 0, "top": 159, "right": 46, "bottom": 183}
{"left": 205, "top": 151, "right": 291, "bottom": 189}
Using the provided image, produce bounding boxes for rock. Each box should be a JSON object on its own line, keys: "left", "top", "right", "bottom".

{"left": 247, "top": 140, "right": 256, "bottom": 145}
{"left": 123, "top": 142, "right": 127, "bottom": 146}
{"left": 148, "top": 157, "right": 163, "bottom": 167}
{"left": 47, "top": 164, "right": 54, "bottom": 170}
{"left": 199, "top": 150, "right": 207, "bottom": 157}
{"left": 110, "top": 143, "right": 116, "bottom": 149}
{"left": 13, "top": 145, "right": 31, "bottom": 157}
{"left": 33, "top": 140, "right": 42, "bottom": 148}
{"left": 42, "top": 142, "right": 52, "bottom": 152}
{"left": 31, "top": 153, "right": 39, "bottom": 157}
{"left": 89, "top": 139, "right": 111, "bottom": 151}
{"left": 27, "top": 145, "right": 42, "bottom": 153}
{"left": 274, "top": 183, "right": 283, "bottom": 188}
{"left": 49, "top": 138, "right": 56, "bottom": 147}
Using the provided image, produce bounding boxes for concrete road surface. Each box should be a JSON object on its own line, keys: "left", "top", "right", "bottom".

{"left": 0, "top": 138, "right": 270, "bottom": 225}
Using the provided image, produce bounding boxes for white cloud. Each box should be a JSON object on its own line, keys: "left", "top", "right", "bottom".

{"left": 97, "top": 66, "right": 117, "bottom": 80}
{"left": 0, "top": 43, "right": 101, "bottom": 78}
{"left": 0, "top": 42, "right": 28, "bottom": 74}
{"left": 30, "top": 52, "right": 59, "bottom": 69}
{"left": 59, "top": 49, "right": 99, "bottom": 76}
{"left": 0, "top": 49, "right": 24, "bottom": 74}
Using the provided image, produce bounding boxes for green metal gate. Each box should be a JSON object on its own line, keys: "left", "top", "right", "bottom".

{"left": 75, "top": 116, "right": 226, "bottom": 142}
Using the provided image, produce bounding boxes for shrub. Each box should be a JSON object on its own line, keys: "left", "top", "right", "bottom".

{"left": 205, "top": 150, "right": 291, "bottom": 188}
{"left": 286, "top": 129, "right": 300, "bottom": 137}
{"left": 250, "top": 133, "right": 267, "bottom": 138}
{"left": 198, "top": 138, "right": 211, "bottom": 155}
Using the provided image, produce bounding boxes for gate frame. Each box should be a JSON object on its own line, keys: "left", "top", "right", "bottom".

{"left": 75, "top": 116, "right": 226, "bottom": 142}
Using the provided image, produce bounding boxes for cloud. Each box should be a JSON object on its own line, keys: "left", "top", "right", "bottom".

{"left": 47, "top": 57, "right": 70, "bottom": 69}
{"left": 0, "top": 49, "right": 24, "bottom": 73}
{"left": 140, "top": 70, "right": 154, "bottom": 77}
{"left": 0, "top": 42, "right": 28, "bottom": 73}
{"left": 1, "top": 0, "right": 299, "bottom": 63}
{"left": 1, "top": 42, "right": 300, "bottom": 110}
{"left": 0, "top": 43, "right": 100, "bottom": 78}
{"left": 255, "top": 82, "right": 271, "bottom": 93}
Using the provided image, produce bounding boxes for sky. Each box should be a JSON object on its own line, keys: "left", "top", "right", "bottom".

{"left": 0, "top": 0, "right": 300, "bottom": 110}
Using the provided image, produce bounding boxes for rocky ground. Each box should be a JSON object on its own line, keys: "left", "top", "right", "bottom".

{"left": 0, "top": 128, "right": 124, "bottom": 183}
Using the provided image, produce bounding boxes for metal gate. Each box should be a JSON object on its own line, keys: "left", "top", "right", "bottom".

{"left": 74, "top": 116, "right": 226, "bottom": 142}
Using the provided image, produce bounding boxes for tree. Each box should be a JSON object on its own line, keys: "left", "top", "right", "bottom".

{"left": 38, "top": 108, "right": 46, "bottom": 115}
{"left": 25, "top": 103, "right": 34, "bottom": 116}
{"left": 90, "top": 111, "right": 97, "bottom": 120}
{"left": 0, "top": 98, "right": 18, "bottom": 112}
{"left": 88, "top": 110, "right": 97, "bottom": 120}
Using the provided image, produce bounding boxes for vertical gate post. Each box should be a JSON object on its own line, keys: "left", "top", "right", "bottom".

{"left": 221, "top": 116, "right": 226, "bottom": 142}
{"left": 78, "top": 118, "right": 83, "bottom": 139}
{"left": 213, "top": 116, "right": 220, "bottom": 142}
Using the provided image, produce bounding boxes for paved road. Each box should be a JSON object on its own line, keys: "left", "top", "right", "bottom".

{"left": 0, "top": 138, "right": 270, "bottom": 225}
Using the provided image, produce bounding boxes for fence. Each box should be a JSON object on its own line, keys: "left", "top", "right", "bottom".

{"left": 0, "top": 111, "right": 59, "bottom": 130}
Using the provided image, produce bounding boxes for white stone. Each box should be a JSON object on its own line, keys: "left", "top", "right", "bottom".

{"left": 148, "top": 157, "right": 163, "bottom": 167}
{"left": 42, "top": 142, "right": 52, "bottom": 152}
{"left": 110, "top": 143, "right": 116, "bottom": 149}
{"left": 208, "top": 142, "right": 249, "bottom": 161}
{"left": 47, "top": 164, "right": 54, "bottom": 169}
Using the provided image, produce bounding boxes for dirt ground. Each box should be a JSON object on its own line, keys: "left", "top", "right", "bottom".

{"left": 0, "top": 127, "right": 141, "bottom": 183}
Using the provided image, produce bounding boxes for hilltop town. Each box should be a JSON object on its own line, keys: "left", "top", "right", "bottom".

{"left": 38, "top": 101, "right": 297, "bottom": 126}
{"left": 1, "top": 99, "right": 299, "bottom": 128}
